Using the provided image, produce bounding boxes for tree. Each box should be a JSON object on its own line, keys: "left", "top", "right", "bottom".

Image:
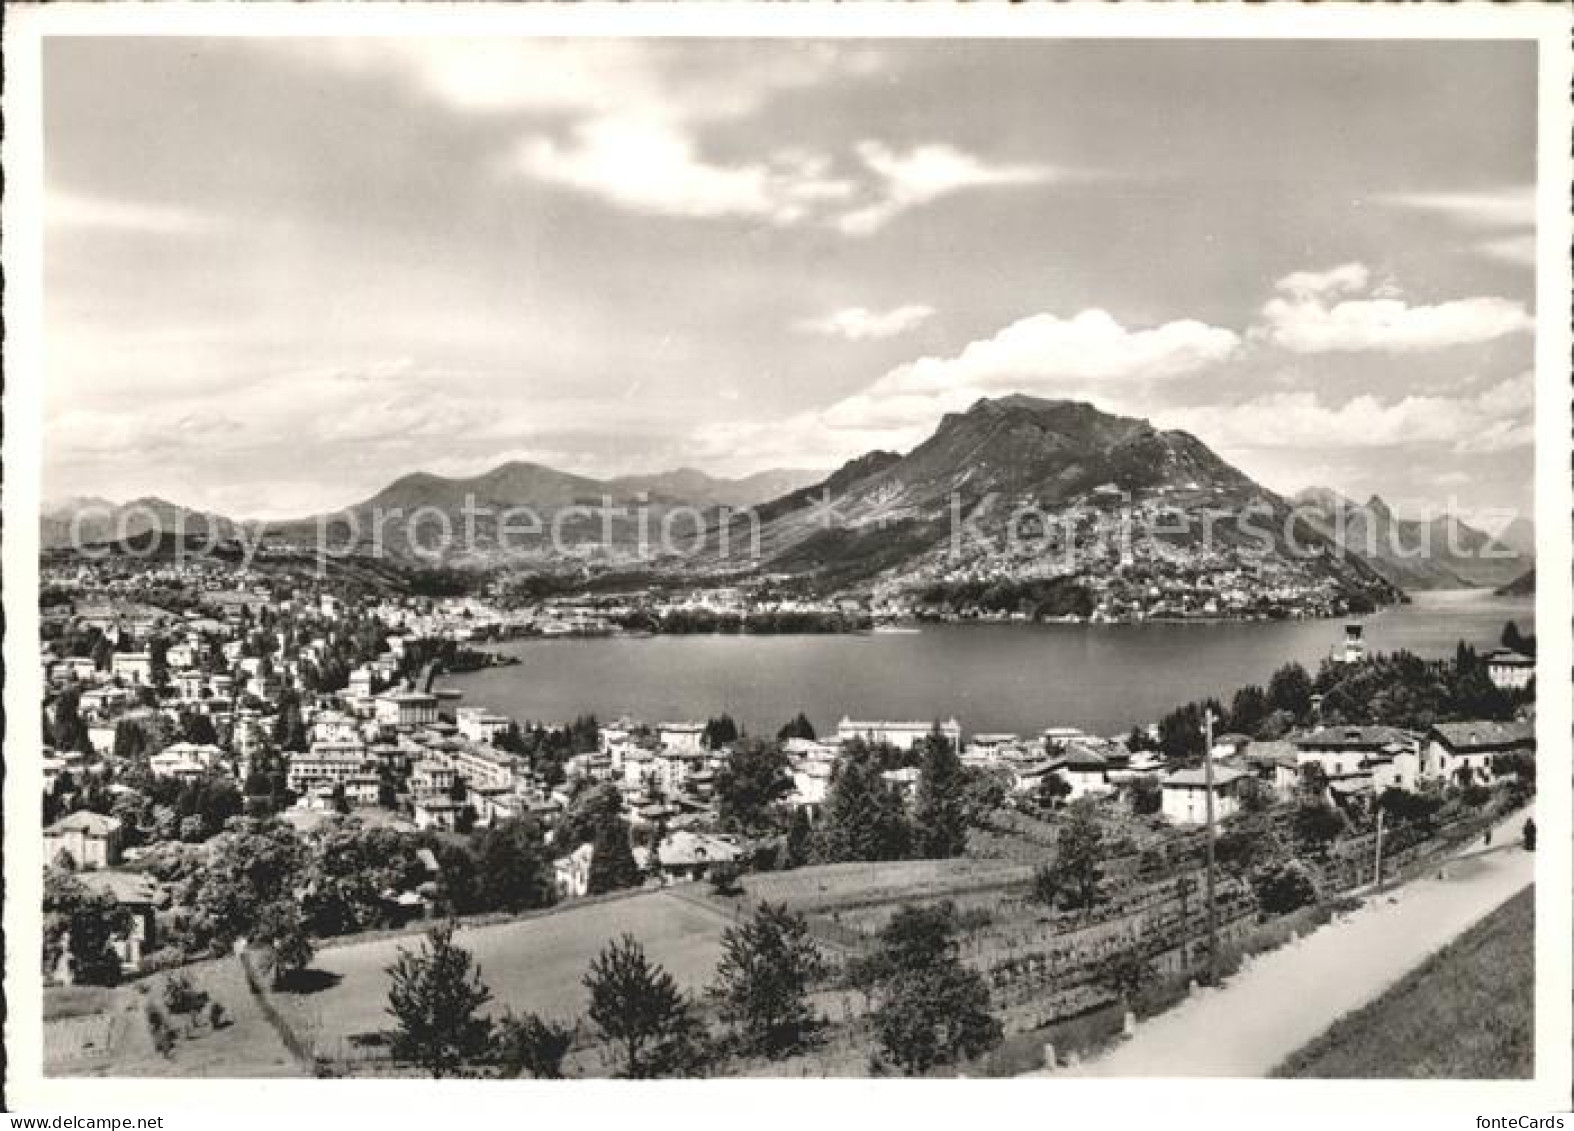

{"left": 708, "top": 859, "right": 743, "bottom": 896}
{"left": 49, "top": 689, "right": 93, "bottom": 755}
{"left": 703, "top": 714, "right": 740, "bottom": 749}
{"left": 911, "top": 727, "right": 970, "bottom": 858}
{"left": 777, "top": 712, "right": 817, "bottom": 742}
{"left": 1127, "top": 775, "right": 1162, "bottom": 816}
{"left": 257, "top": 899, "right": 315, "bottom": 988}
{"left": 1214, "top": 812, "right": 1282, "bottom": 877}
{"left": 1291, "top": 801, "right": 1345, "bottom": 852}
{"left": 1252, "top": 860, "right": 1319, "bottom": 916}
{"left": 1125, "top": 725, "right": 1156, "bottom": 753}
{"left": 554, "top": 782, "right": 624, "bottom": 850}
{"left": 587, "top": 816, "right": 642, "bottom": 895}
{"left": 385, "top": 921, "right": 494, "bottom": 1078}
{"left": 494, "top": 1011, "right": 575, "bottom": 1079}
{"left": 711, "top": 903, "right": 828, "bottom": 1058}
{"left": 1095, "top": 945, "right": 1153, "bottom": 1005}
{"left": 191, "top": 822, "right": 308, "bottom": 955}
{"left": 812, "top": 750, "right": 911, "bottom": 863}
{"left": 584, "top": 935, "right": 705, "bottom": 1078}
{"left": 473, "top": 819, "right": 555, "bottom": 913}
{"left": 714, "top": 738, "right": 792, "bottom": 833}
{"left": 43, "top": 868, "right": 131, "bottom": 986}
{"left": 1158, "top": 703, "right": 1205, "bottom": 763}
{"left": 1035, "top": 771, "right": 1072, "bottom": 810}
{"left": 1267, "top": 662, "right": 1314, "bottom": 721}
{"left": 1227, "top": 684, "right": 1269, "bottom": 737}
{"left": 1502, "top": 620, "right": 1534, "bottom": 658}
{"left": 1030, "top": 860, "right": 1060, "bottom": 908}
{"left": 856, "top": 903, "right": 1000, "bottom": 1075}
{"left": 781, "top": 807, "right": 813, "bottom": 869}
{"left": 182, "top": 711, "right": 220, "bottom": 747}
{"left": 1049, "top": 799, "right": 1104, "bottom": 910}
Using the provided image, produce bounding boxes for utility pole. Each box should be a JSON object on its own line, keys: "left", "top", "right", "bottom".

{"left": 1202, "top": 707, "right": 1219, "bottom": 986}
{"left": 1372, "top": 806, "right": 1386, "bottom": 892}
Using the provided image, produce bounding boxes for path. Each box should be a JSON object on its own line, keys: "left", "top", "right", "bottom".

{"left": 1049, "top": 804, "right": 1536, "bottom": 1078}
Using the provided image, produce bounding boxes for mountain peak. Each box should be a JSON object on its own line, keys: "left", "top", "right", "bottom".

{"left": 1364, "top": 494, "right": 1392, "bottom": 518}
{"left": 1294, "top": 486, "right": 1354, "bottom": 510}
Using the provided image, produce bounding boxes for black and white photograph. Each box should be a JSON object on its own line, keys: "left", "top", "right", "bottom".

{"left": 3, "top": 3, "right": 1570, "bottom": 1117}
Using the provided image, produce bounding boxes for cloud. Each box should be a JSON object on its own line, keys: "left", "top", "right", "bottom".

{"left": 689, "top": 307, "right": 1241, "bottom": 471}
{"left": 47, "top": 190, "right": 218, "bottom": 236}
{"left": 797, "top": 304, "right": 936, "bottom": 341}
{"left": 326, "top": 40, "right": 1067, "bottom": 235}
{"left": 836, "top": 142, "right": 1059, "bottom": 235}
{"left": 1376, "top": 186, "right": 1536, "bottom": 269}
{"left": 1165, "top": 372, "right": 1534, "bottom": 455}
{"left": 1378, "top": 187, "right": 1534, "bottom": 231}
{"left": 1476, "top": 234, "right": 1537, "bottom": 267}
{"left": 518, "top": 127, "right": 1061, "bottom": 234}
{"left": 517, "top": 119, "right": 854, "bottom": 226}
{"left": 872, "top": 309, "right": 1240, "bottom": 400}
{"left": 1256, "top": 263, "right": 1532, "bottom": 353}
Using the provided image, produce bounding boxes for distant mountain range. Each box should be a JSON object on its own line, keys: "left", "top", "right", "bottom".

{"left": 1290, "top": 488, "right": 1529, "bottom": 591}
{"left": 40, "top": 467, "right": 823, "bottom": 554}
{"left": 42, "top": 396, "right": 1526, "bottom": 603}
{"left": 40, "top": 496, "right": 248, "bottom": 549}
{"left": 1496, "top": 567, "right": 1535, "bottom": 596}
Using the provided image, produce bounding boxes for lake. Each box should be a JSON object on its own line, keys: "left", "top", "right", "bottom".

{"left": 443, "top": 589, "right": 1535, "bottom": 739}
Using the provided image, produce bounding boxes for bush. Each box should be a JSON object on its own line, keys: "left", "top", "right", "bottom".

{"left": 495, "top": 1011, "right": 576, "bottom": 1079}
{"left": 709, "top": 861, "right": 744, "bottom": 897}
{"left": 163, "top": 972, "right": 210, "bottom": 1016}
{"left": 154, "top": 1027, "right": 178, "bottom": 1058}
{"left": 208, "top": 1001, "right": 228, "bottom": 1029}
{"left": 1252, "top": 861, "right": 1319, "bottom": 917}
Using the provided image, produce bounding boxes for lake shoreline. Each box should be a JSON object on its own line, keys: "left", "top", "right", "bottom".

{"left": 443, "top": 590, "right": 1533, "bottom": 739}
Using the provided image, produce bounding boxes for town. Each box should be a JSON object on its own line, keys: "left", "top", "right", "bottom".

{"left": 40, "top": 558, "right": 1537, "bottom": 1078}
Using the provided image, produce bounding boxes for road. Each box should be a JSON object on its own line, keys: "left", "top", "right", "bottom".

{"left": 1049, "top": 804, "right": 1536, "bottom": 1078}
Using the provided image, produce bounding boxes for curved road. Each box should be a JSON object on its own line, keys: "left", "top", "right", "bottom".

{"left": 1047, "top": 805, "right": 1536, "bottom": 1078}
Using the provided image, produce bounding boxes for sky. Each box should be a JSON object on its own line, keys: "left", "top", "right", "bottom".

{"left": 43, "top": 37, "right": 1537, "bottom": 525}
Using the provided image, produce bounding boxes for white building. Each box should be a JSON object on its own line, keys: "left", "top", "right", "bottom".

{"left": 456, "top": 706, "right": 513, "bottom": 745}
{"left": 837, "top": 717, "right": 962, "bottom": 751}
{"left": 657, "top": 721, "right": 707, "bottom": 753}
{"left": 375, "top": 690, "right": 440, "bottom": 728}
{"left": 111, "top": 653, "right": 154, "bottom": 685}
{"left": 148, "top": 742, "right": 224, "bottom": 780}
{"left": 45, "top": 811, "right": 124, "bottom": 869}
{"left": 286, "top": 741, "right": 370, "bottom": 795}
{"left": 1160, "top": 765, "right": 1248, "bottom": 825}
{"left": 1484, "top": 649, "right": 1535, "bottom": 691}
{"left": 1427, "top": 720, "right": 1534, "bottom": 785}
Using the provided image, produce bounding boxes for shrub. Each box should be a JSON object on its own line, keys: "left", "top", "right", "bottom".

{"left": 1252, "top": 861, "right": 1319, "bottom": 917}
{"left": 153, "top": 1027, "right": 178, "bottom": 1058}
{"left": 163, "top": 972, "right": 210, "bottom": 1016}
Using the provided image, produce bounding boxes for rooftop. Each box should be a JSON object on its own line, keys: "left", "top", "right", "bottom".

{"left": 1430, "top": 719, "right": 1534, "bottom": 750}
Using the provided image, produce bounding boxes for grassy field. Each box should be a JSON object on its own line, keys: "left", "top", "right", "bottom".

{"left": 46, "top": 959, "right": 302, "bottom": 1077}
{"left": 739, "top": 857, "right": 1032, "bottom": 914}
{"left": 281, "top": 889, "right": 734, "bottom": 1060}
{"left": 1273, "top": 885, "right": 1534, "bottom": 1079}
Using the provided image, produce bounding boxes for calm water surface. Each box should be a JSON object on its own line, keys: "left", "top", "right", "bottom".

{"left": 444, "top": 590, "right": 1535, "bottom": 738}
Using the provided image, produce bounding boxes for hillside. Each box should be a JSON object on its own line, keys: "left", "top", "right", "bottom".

{"left": 40, "top": 497, "right": 247, "bottom": 550}
{"left": 684, "top": 395, "right": 1396, "bottom": 609}
{"left": 1292, "top": 489, "right": 1529, "bottom": 591}
{"left": 1274, "top": 886, "right": 1533, "bottom": 1079}
{"left": 259, "top": 461, "right": 828, "bottom": 566}
{"left": 1496, "top": 567, "right": 1535, "bottom": 597}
